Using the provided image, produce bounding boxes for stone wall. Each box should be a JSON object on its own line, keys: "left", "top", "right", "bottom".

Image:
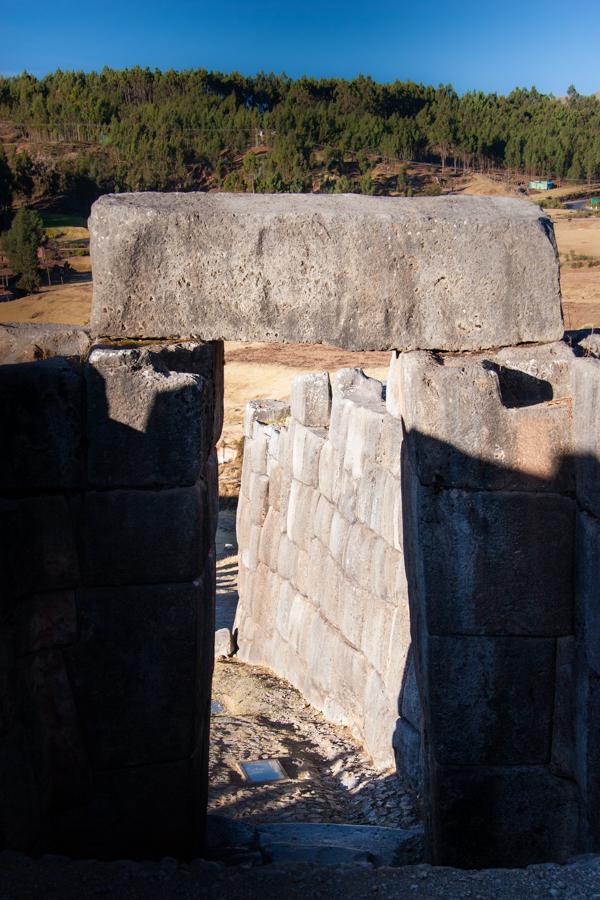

{"left": 235, "top": 368, "right": 418, "bottom": 779}
{"left": 235, "top": 338, "right": 600, "bottom": 868}
{"left": 0, "top": 335, "right": 223, "bottom": 858}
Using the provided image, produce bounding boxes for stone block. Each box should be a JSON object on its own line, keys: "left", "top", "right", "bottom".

{"left": 426, "top": 634, "right": 555, "bottom": 765}
{"left": 86, "top": 346, "right": 212, "bottom": 488}
{"left": 431, "top": 764, "right": 579, "bottom": 867}
{"left": 0, "top": 323, "right": 91, "bottom": 364}
{"left": 68, "top": 582, "right": 200, "bottom": 767}
{"left": 362, "top": 666, "right": 397, "bottom": 769}
{"left": 376, "top": 412, "right": 403, "bottom": 476}
{"left": 344, "top": 400, "right": 386, "bottom": 479}
{"left": 248, "top": 472, "right": 270, "bottom": 525}
{"left": 396, "top": 348, "right": 574, "bottom": 493}
{"left": 574, "top": 356, "right": 600, "bottom": 517}
{"left": 0, "top": 726, "right": 39, "bottom": 850}
{"left": 383, "top": 603, "right": 412, "bottom": 699}
{"left": 17, "top": 591, "right": 77, "bottom": 655}
{"left": 393, "top": 718, "right": 423, "bottom": 795}
{"left": 574, "top": 664, "right": 600, "bottom": 844}
{"left": 286, "top": 480, "right": 316, "bottom": 551}
{"left": 576, "top": 510, "right": 600, "bottom": 675}
{"left": 20, "top": 649, "right": 89, "bottom": 813}
{"left": 81, "top": 484, "right": 207, "bottom": 586}
{"left": 0, "top": 496, "right": 79, "bottom": 603}
{"left": 214, "top": 628, "right": 234, "bottom": 658}
{"left": 313, "top": 495, "right": 334, "bottom": 547}
{"left": 243, "top": 399, "right": 290, "bottom": 438}
{"left": 0, "top": 358, "right": 84, "bottom": 492}
{"left": 343, "top": 522, "right": 375, "bottom": 592}
{"left": 249, "top": 429, "right": 268, "bottom": 474}
{"left": 419, "top": 488, "right": 574, "bottom": 636}
{"left": 258, "top": 507, "right": 281, "bottom": 570}
{"left": 291, "top": 421, "right": 326, "bottom": 486}
{"left": 339, "top": 581, "right": 367, "bottom": 650}
{"left": 400, "top": 648, "right": 422, "bottom": 728}
{"left": 551, "top": 636, "right": 575, "bottom": 778}
{"left": 329, "top": 509, "right": 350, "bottom": 565}
{"left": 91, "top": 193, "right": 563, "bottom": 350}
{"left": 50, "top": 758, "right": 194, "bottom": 859}
{"left": 291, "top": 371, "right": 331, "bottom": 427}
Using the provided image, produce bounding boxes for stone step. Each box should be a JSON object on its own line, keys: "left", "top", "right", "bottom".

{"left": 256, "top": 823, "right": 424, "bottom": 868}
{"left": 206, "top": 815, "right": 424, "bottom": 868}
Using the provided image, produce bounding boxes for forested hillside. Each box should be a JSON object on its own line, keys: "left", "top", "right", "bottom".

{"left": 1, "top": 68, "right": 600, "bottom": 210}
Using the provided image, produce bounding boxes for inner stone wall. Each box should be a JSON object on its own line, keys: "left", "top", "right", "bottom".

{"left": 0, "top": 337, "right": 223, "bottom": 858}
{"left": 234, "top": 368, "right": 420, "bottom": 781}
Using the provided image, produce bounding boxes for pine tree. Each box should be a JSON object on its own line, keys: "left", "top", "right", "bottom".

{"left": 2, "top": 208, "right": 44, "bottom": 292}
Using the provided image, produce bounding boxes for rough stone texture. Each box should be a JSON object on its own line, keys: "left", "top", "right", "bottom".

{"left": 418, "top": 487, "right": 575, "bottom": 635}
{"left": 0, "top": 323, "right": 91, "bottom": 364}
{"left": 86, "top": 344, "right": 215, "bottom": 488}
{"left": 391, "top": 344, "right": 574, "bottom": 493}
{"left": 0, "top": 358, "right": 84, "bottom": 492}
{"left": 431, "top": 764, "right": 580, "bottom": 868}
{"left": 573, "top": 355, "right": 600, "bottom": 517}
{"left": 291, "top": 372, "right": 332, "bottom": 427}
{"left": 0, "top": 339, "right": 222, "bottom": 859}
{"left": 90, "top": 193, "right": 563, "bottom": 350}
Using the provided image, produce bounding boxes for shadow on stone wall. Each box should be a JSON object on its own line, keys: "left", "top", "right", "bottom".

{"left": 0, "top": 344, "right": 221, "bottom": 860}
{"left": 399, "top": 414, "right": 599, "bottom": 868}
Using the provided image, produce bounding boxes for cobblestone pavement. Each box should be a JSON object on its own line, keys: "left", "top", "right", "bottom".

{"left": 208, "top": 657, "right": 419, "bottom": 828}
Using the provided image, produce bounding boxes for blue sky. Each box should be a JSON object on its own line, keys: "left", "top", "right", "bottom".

{"left": 3, "top": 0, "right": 600, "bottom": 95}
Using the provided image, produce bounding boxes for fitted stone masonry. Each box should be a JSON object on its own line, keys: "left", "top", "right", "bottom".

{"left": 1, "top": 194, "right": 599, "bottom": 869}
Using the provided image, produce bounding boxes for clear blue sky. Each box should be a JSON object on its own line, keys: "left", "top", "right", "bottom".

{"left": 3, "top": 0, "right": 600, "bottom": 96}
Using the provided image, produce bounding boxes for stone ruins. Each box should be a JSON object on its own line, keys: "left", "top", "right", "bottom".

{"left": 1, "top": 193, "right": 599, "bottom": 870}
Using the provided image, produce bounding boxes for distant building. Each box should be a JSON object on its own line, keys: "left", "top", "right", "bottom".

{"left": 528, "top": 179, "right": 555, "bottom": 191}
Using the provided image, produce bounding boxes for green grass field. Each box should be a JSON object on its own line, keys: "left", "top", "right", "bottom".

{"left": 41, "top": 212, "right": 88, "bottom": 229}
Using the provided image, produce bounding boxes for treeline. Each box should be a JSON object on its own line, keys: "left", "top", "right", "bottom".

{"left": 1, "top": 68, "right": 600, "bottom": 205}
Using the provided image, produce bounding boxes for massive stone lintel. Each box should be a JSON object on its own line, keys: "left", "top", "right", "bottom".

{"left": 90, "top": 193, "right": 563, "bottom": 351}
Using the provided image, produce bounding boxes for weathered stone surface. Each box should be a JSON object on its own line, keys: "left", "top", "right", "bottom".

{"left": 17, "top": 591, "right": 77, "bottom": 655}
{"left": 431, "top": 764, "right": 579, "bottom": 867}
{"left": 86, "top": 346, "right": 213, "bottom": 487}
{"left": 291, "top": 372, "right": 332, "bottom": 427}
{"left": 256, "top": 822, "right": 423, "bottom": 867}
{"left": 394, "top": 347, "right": 574, "bottom": 492}
{"left": 68, "top": 583, "right": 200, "bottom": 767}
{"left": 426, "top": 635, "right": 555, "bottom": 765}
{"left": 0, "top": 727, "right": 39, "bottom": 850}
{"left": 0, "top": 358, "right": 84, "bottom": 492}
{"left": 50, "top": 759, "right": 194, "bottom": 858}
{"left": 418, "top": 488, "right": 574, "bottom": 635}
{"left": 0, "top": 323, "right": 90, "bottom": 364}
{"left": 81, "top": 485, "right": 207, "bottom": 586}
{"left": 393, "top": 718, "right": 423, "bottom": 795}
{"left": 20, "top": 649, "right": 89, "bottom": 814}
{"left": 243, "top": 399, "right": 289, "bottom": 438}
{"left": 214, "top": 628, "right": 234, "bottom": 658}
{"left": 90, "top": 193, "right": 562, "bottom": 351}
{"left": 551, "top": 636, "right": 576, "bottom": 778}
{"left": 573, "top": 356, "right": 600, "bottom": 517}
{"left": 0, "top": 497, "right": 79, "bottom": 602}
{"left": 576, "top": 511, "right": 600, "bottom": 675}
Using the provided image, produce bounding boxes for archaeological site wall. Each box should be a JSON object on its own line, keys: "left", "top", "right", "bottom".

{"left": 0, "top": 331, "right": 222, "bottom": 857}
{"left": 2, "top": 192, "right": 599, "bottom": 870}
